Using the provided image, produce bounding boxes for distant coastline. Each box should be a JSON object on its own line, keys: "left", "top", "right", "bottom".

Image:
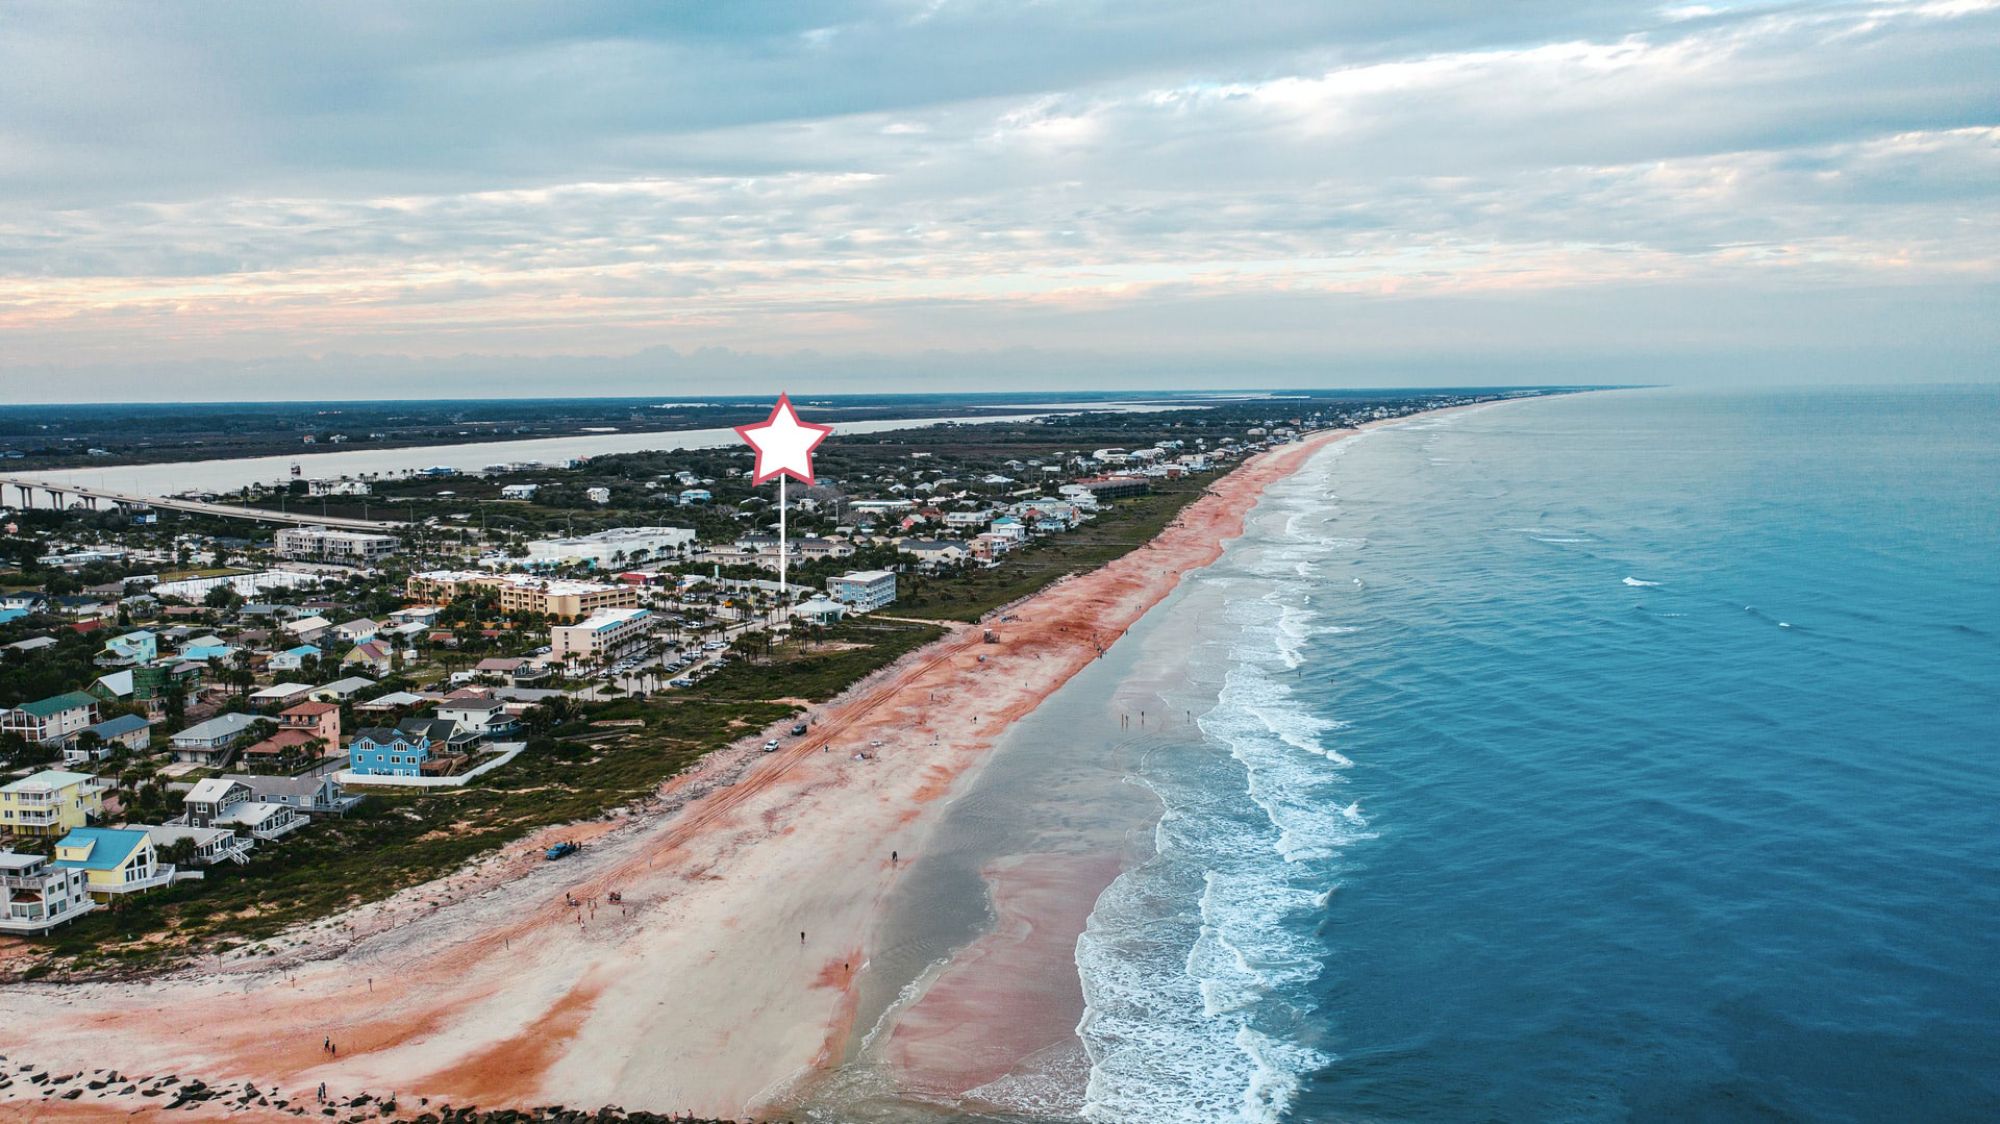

{"left": 0, "top": 408, "right": 1429, "bottom": 1121}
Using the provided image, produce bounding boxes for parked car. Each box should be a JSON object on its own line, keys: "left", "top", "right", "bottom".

{"left": 763, "top": 739, "right": 781, "bottom": 752}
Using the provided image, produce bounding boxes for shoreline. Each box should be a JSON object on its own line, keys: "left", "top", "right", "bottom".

{"left": 839, "top": 401, "right": 1502, "bottom": 1117}
{"left": 0, "top": 415, "right": 1421, "bottom": 1121}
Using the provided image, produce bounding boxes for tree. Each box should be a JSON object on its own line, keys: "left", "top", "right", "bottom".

{"left": 162, "top": 836, "right": 199, "bottom": 867}
{"left": 204, "top": 583, "right": 242, "bottom": 611}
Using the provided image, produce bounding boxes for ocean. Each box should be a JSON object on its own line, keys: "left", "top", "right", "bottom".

{"left": 1073, "top": 386, "right": 2000, "bottom": 1122}
{"left": 815, "top": 385, "right": 2000, "bottom": 1123}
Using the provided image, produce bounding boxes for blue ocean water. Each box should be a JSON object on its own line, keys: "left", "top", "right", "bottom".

{"left": 1075, "top": 387, "right": 2000, "bottom": 1123}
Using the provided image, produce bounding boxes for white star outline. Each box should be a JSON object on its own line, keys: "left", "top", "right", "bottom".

{"left": 734, "top": 393, "right": 834, "bottom": 486}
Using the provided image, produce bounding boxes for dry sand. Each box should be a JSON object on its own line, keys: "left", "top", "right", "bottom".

{"left": 0, "top": 421, "right": 1375, "bottom": 1121}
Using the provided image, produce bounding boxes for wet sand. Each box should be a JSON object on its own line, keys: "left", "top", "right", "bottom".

{"left": 0, "top": 422, "right": 1372, "bottom": 1121}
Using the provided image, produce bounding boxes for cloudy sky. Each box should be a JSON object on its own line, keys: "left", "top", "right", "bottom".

{"left": 2, "top": 0, "right": 1995, "bottom": 401}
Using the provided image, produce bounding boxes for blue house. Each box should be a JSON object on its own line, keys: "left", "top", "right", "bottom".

{"left": 176, "top": 637, "right": 238, "bottom": 664}
{"left": 100, "top": 630, "right": 158, "bottom": 666}
{"left": 268, "top": 644, "right": 322, "bottom": 673}
{"left": 348, "top": 719, "right": 456, "bottom": 777}
{"left": 679, "top": 488, "right": 713, "bottom": 505}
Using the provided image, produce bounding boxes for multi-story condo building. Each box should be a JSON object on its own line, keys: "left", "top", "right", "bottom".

{"left": 551, "top": 608, "right": 654, "bottom": 663}
{"left": 827, "top": 570, "right": 898, "bottom": 612}
{"left": 406, "top": 571, "right": 639, "bottom": 622}
{"left": 273, "top": 525, "right": 400, "bottom": 564}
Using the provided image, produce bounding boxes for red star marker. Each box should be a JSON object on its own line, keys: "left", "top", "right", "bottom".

{"left": 734, "top": 393, "right": 833, "bottom": 486}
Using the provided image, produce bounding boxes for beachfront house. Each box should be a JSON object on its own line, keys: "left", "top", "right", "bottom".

{"left": 182, "top": 778, "right": 253, "bottom": 828}
{"left": 220, "top": 772, "right": 356, "bottom": 817}
{"left": 138, "top": 824, "right": 252, "bottom": 866}
{"left": 0, "top": 691, "right": 100, "bottom": 746}
{"left": 0, "top": 850, "right": 96, "bottom": 934}
{"left": 180, "top": 777, "right": 306, "bottom": 840}
{"left": 349, "top": 719, "right": 457, "bottom": 777}
{"left": 52, "top": 827, "right": 173, "bottom": 897}
{"left": 0, "top": 770, "right": 104, "bottom": 837}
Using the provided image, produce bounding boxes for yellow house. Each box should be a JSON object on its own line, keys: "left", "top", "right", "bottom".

{"left": 0, "top": 769, "right": 103, "bottom": 837}
{"left": 53, "top": 827, "right": 172, "bottom": 897}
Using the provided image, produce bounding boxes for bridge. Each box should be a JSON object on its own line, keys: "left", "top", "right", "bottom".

{"left": 0, "top": 477, "right": 406, "bottom": 532}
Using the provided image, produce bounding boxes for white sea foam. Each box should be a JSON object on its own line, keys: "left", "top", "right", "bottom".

{"left": 1623, "top": 576, "right": 1661, "bottom": 587}
{"left": 1077, "top": 424, "right": 1365, "bottom": 1124}
{"left": 1079, "top": 626, "right": 1361, "bottom": 1120}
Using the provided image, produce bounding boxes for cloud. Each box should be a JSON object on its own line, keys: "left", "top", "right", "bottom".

{"left": 0, "top": 0, "right": 1995, "bottom": 397}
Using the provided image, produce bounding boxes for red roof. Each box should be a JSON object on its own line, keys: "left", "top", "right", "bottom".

{"left": 243, "top": 729, "right": 316, "bottom": 756}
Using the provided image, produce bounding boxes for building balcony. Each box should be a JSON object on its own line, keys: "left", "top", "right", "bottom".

{"left": 0, "top": 897, "right": 95, "bottom": 934}
{"left": 94, "top": 865, "right": 176, "bottom": 895}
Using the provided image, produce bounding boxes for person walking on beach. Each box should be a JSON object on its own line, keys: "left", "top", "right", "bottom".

{"left": 801, "top": 930, "right": 807, "bottom": 944}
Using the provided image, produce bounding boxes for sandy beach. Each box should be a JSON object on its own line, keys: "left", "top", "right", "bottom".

{"left": 0, "top": 421, "right": 1369, "bottom": 1121}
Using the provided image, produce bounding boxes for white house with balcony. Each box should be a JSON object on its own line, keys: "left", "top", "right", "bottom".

{"left": 169, "top": 712, "right": 261, "bottom": 766}
{"left": 0, "top": 850, "right": 96, "bottom": 934}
